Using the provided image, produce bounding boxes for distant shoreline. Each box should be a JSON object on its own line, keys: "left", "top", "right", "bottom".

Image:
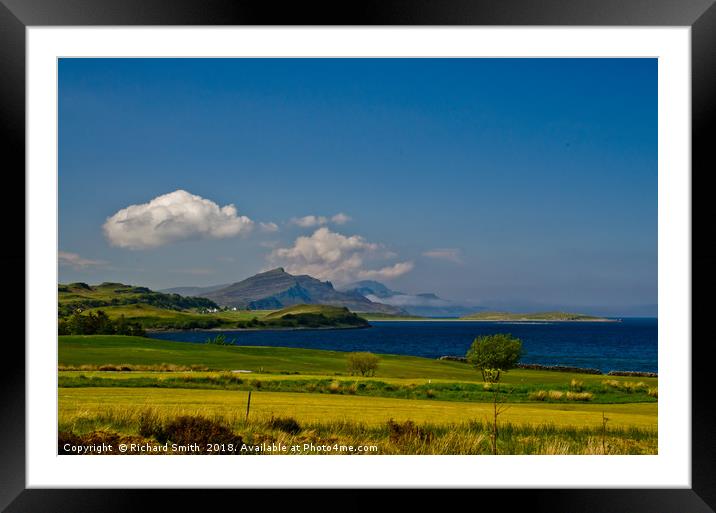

{"left": 146, "top": 324, "right": 371, "bottom": 334}
{"left": 365, "top": 317, "right": 621, "bottom": 323}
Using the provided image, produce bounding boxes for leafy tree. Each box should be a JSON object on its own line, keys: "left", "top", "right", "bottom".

{"left": 347, "top": 352, "right": 380, "bottom": 376}
{"left": 466, "top": 333, "right": 522, "bottom": 383}
{"left": 465, "top": 333, "right": 522, "bottom": 454}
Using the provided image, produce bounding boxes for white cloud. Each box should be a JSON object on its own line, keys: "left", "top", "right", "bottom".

{"left": 331, "top": 213, "right": 351, "bottom": 225}
{"left": 365, "top": 293, "right": 449, "bottom": 307}
{"left": 290, "top": 213, "right": 352, "bottom": 228}
{"left": 290, "top": 215, "right": 328, "bottom": 228}
{"left": 58, "top": 251, "right": 106, "bottom": 269}
{"left": 259, "top": 222, "right": 279, "bottom": 233}
{"left": 269, "top": 227, "right": 412, "bottom": 283}
{"left": 357, "top": 262, "right": 415, "bottom": 280}
{"left": 102, "top": 190, "right": 254, "bottom": 249}
{"left": 423, "top": 248, "right": 463, "bottom": 263}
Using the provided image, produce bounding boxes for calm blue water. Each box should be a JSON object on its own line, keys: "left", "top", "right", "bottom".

{"left": 148, "top": 318, "right": 657, "bottom": 373}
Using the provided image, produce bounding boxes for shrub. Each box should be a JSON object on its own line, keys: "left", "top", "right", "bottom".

{"left": 346, "top": 352, "right": 380, "bottom": 376}
{"left": 328, "top": 381, "right": 341, "bottom": 394}
{"left": 268, "top": 416, "right": 302, "bottom": 434}
{"left": 163, "top": 416, "right": 243, "bottom": 453}
{"left": 205, "top": 334, "right": 235, "bottom": 346}
{"left": 425, "top": 389, "right": 436, "bottom": 398}
{"left": 547, "top": 390, "right": 564, "bottom": 400}
{"left": 529, "top": 390, "right": 547, "bottom": 401}
{"left": 602, "top": 379, "right": 649, "bottom": 393}
{"left": 387, "top": 419, "right": 433, "bottom": 444}
{"left": 647, "top": 387, "right": 658, "bottom": 398}
{"left": 566, "top": 391, "right": 593, "bottom": 401}
{"left": 602, "top": 379, "right": 621, "bottom": 389}
{"left": 569, "top": 379, "right": 584, "bottom": 392}
{"left": 138, "top": 409, "right": 165, "bottom": 440}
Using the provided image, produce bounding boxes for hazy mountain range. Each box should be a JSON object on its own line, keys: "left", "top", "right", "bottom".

{"left": 162, "top": 268, "right": 406, "bottom": 315}
{"left": 339, "top": 280, "right": 482, "bottom": 317}
{"left": 163, "top": 271, "right": 482, "bottom": 317}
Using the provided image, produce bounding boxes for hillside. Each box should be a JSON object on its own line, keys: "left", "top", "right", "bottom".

{"left": 58, "top": 282, "right": 217, "bottom": 318}
{"left": 460, "top": 311, "right": 614, "bottom": 322}
{"left": 72, "top": 303, "right": 367, "bottom": 331}
{"left": 198, "top": 268, "right": 405, "bottom": 315}
{"left": 260, "top": 304, "right": 369, "bottom": 328}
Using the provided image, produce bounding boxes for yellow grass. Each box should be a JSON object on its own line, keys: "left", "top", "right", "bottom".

{"left": 59, "top": 387, "right": 657, "bottom": 429}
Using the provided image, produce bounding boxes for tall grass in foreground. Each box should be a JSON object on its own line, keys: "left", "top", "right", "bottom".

{"left": 58, "top": 406, "right": 657, "bottom": 455}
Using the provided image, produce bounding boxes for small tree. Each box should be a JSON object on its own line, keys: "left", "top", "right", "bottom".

{"left": 466, "top": 333, "right": 522, "bottom": 383}
{"left": 347, "top": 352, "right": 379, "bottom": 376}
{"left": 466, "top": 333, "right": 522, "bottom": 454}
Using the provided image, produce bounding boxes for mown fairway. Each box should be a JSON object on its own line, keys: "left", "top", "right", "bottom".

{"left": 58, "top": 335, "right": 658, "bottom": 386}
{"left": 59, "top": 335, "right": 483, "bottom": 379}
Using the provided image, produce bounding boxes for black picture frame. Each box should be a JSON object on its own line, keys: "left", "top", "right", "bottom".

{"left": 2, "top": 1, "right": 714, "bottom": 511}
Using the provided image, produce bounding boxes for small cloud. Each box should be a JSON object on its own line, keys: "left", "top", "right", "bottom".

{"left": 290, "top": 213, "right": 352, "bottom": 228}
{"left": 268, "top": 227, "right": 412, "bottom": 284}
{"left": 103, "top": 190, "right": 254, "bottom": 249}
{"left": 290, "top": 215, "right": 328, "bottom": 228}
{"left": 423, "top": 248, "right": 462, "bottom": 263}
{"left": 331, "top": 213, "right": 351, "bottom": 225}
{"left": 357, "top": 261, "right": 414, "bottom": 280}
{"left": 58, "top": 251, "right": 106, "bottom": 269}
{"left": 259, "top": 222, "right": 279, "bottom": 233}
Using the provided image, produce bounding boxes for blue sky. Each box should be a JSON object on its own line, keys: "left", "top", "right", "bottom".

{"left": 58, "top": 58, "right": 657, "bottom": 316}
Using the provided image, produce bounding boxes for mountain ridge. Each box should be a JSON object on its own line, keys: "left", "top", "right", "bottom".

{"left": 340, "top": 280, "right": 480, "bottom": 317}
{"left": 183, "top": 268, "right": 406, "bottom": 315}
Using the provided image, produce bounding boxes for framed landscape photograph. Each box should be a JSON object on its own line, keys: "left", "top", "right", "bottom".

{"left": 4, "top": 0, "right": 715, "bottom": 511}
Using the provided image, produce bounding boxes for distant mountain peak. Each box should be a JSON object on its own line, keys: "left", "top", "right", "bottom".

{"left": 194, "top": 269, "right": 405, "bottom": 315}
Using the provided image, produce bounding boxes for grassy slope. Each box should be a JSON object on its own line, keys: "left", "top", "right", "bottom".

{"left": 263, "top": 304, "right": 350, "bottom": 318}
{"left": 261, "top": 304, "right": 369, "bottom": 327}
{"left": 58, "top": 335, "right": 657, "bottom": 387}
{"left": 85, "top": 304, "right": 273, "bottom": 323}
{"left": 82, "top": 303, "right": 367, "bottom": 330}
{"left": 58, "top": 387, "right": 657, "bottom": 429}
{"left": 59, "top": 335, "right": 479, "bottom": 379}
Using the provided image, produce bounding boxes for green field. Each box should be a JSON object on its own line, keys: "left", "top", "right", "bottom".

{"left": 59, "top": 335, "right": 482, "bottom": 379}
{"left": 58, "top": 335, "right": 657, "bottom": 455}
